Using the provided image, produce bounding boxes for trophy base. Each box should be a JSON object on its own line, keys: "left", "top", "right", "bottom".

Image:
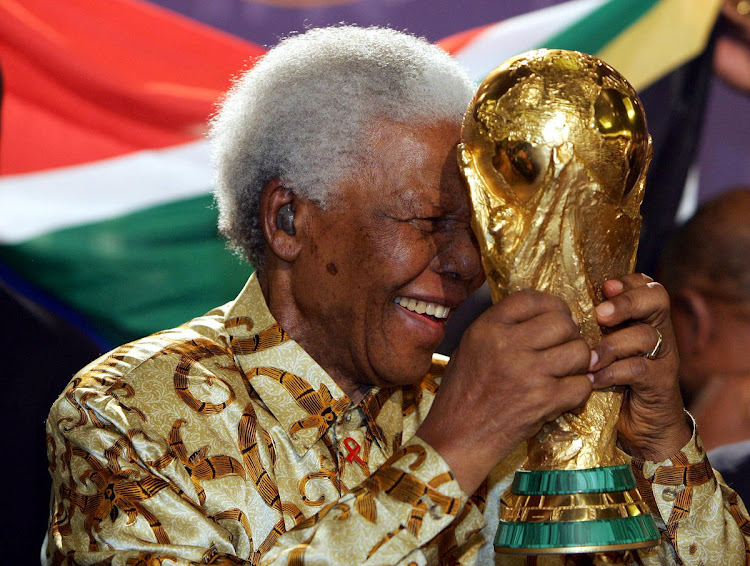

{"left": 494, "top": 465, "right": 660, "bottom": 555}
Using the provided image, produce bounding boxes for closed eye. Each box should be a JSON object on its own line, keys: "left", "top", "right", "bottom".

{"left": 409, "top": 217, "right": 442, "bottom": 233}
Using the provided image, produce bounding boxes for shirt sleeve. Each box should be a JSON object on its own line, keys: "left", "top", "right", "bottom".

{"left": 630, "top": 418, "right": 750, "bottom": 566}
{"left": 44, "top": 381, "right": 485, "bottom": 566}
{"left": 45, "top": 381, "right": 250, "bottom": 565}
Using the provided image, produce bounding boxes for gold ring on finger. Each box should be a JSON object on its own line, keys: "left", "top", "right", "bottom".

{"left": 645, "top": 327, "right": 663, "bottom": 360}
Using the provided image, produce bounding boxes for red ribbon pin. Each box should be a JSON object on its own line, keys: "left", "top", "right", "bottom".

{"left": 343, "top": 437, "right": 366, "bottom": 466}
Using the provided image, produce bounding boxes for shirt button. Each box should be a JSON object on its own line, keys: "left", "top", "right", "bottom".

{"left": 661, "top": 487, "right": 681, "bottom": 501}
{"left": 641, "top": 544, "right": 658, "bottom": 555}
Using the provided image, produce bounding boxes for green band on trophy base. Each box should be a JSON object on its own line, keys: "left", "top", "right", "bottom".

{"left": 495, "top": 465, "right": 660, "bottom": 554}
{"left": 511, "top": 464, "right": 636, "bottom": 495}
{"left": 494, "top": 515, "right": 660, "bottom": 554}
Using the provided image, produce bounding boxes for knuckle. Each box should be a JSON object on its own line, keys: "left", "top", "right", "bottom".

{"left": 550, "top": 380, "right": 591, "bottom": 417}
{"left": 635, "top": 358, "right": 650, "bottom": 378}
{"left": 515, "top": 289, "right": 540, "bottom": 302}
{"left": 549, "top": 311, "right": 577, "bottom": 338}
{"left": 525, "top": 390, "right": 549, "bottom": 417}
{"left": 549, "top": 294, "right": 570, "bottom": 312}
{"left": 594, "top": 368, "right": 613, "bottom": 388}
{"left": 646, "top": 280, "right": 666, "bottom": 294}
{"left": 499, "top": 290, "right": 538, "bottom": 320}
{"left": 598, "top": 339, "right": 617, "bottom": 361}
{"left": 517, "top": 289, "right": 563, "bottom": 310}
{"left": 643, "top": 325, "right": 658, "bottom": 349}
{"left": 574, "top": 379, "right": 594, "bottom": 405}
{"left": 617, "top": 292, "right": 636, "bottom": 312}
{"left": 626, "top": 272, "right": 652, "bottom": 285}
{"left": 572, "top": 340, "right": 591, "bottom": 364}
{"left": 646, "top": 279, "right": 664, "bottom": 292}
{"left": 648, "top": 281, "right": 670, "bottom": 305}
{"left": 541, "top": 396, "right": 564, "bottom": 422}
{"left": 575, "top": 338, "right": 591, "bottom": 354}
{"left": 628, "top": 358, "right": 649, "bottom": 380}
{"left": 460, "top": 323, "right": 482, "bottom": 347}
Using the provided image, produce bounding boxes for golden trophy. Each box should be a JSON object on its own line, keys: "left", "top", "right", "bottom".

{"left": 459, "top": 49, "right": 660, "bottom": 558}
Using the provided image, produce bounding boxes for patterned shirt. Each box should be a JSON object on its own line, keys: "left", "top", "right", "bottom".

{"left": 44, "top": 274, "right": 750, "bottom": 565}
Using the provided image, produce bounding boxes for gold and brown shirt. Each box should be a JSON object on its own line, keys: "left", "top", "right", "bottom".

{"left": 44, "top": 275, "right": 750, "bottom": 565}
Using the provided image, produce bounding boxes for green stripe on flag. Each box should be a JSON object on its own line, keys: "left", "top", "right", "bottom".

{"left": 533, "top": 0, "right": 721, "bottom": 91}
{"left": 0, "top": 195, "right": 251, "bottom": 346}
{"left": 539, "top": 0, "right": 659, "bottom": 54}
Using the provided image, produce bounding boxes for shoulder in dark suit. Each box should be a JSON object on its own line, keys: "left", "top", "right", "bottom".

{"left": 709, "top": 440, "right": 750, "bottom": 503}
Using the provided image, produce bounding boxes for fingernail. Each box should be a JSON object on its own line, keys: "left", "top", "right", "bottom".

{"left": 596, "top": 302, "right": 614, "bottom": 317}
{"left": 587, "top": 373, "right": 595, "bottom": 383}
{"left": 571, "top": 312, "right": 579, "bottom": 326}
{"left": 589, "top": 350, "right": 599, "bottom": 370}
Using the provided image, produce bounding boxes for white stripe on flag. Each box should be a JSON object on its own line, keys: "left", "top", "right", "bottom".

{"left": 0, "top": 141, "right": 213, "bottom": 243}
{"left": 452, "top": 0, "right": 606, "bottom": 82}
{"left": 1, "top": 0, "right": 607, "bottom": 245}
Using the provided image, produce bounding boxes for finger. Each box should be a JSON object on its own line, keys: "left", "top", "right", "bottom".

{"left": 590, "top": 357, "right": 650, "bottom": 390}
{"left": 602, "top": 273, "right": 653, "bottom": 299}
{"left": 516, "top": 309, "right": 582, "bottom": 351}
{"left": 488, "top": 289, "right": 571, "bottom": 325}
{"left": 595, "top": 280, "right": 669, "bottom": 327}
{"left": 592, "top": 324, "right": 663, "bottom": 370}
{"left": 538, "top": 338, "right": 593, "bottom": 377}
{"left": 546, "top": 374, "right": 594, "bottom": 418}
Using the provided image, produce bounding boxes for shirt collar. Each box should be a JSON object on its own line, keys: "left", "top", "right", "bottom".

{"left": 225, "top": 274, "right": 400, "bottom": 456}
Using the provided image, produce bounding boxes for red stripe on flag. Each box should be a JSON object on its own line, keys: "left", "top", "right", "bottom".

{"left": 0, "top": 0, "right": 266, "bottom": 173}
{"left": 438, "top": 23, "right": 493, "bottom": 56}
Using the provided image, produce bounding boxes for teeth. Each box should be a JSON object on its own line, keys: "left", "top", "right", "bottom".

{"left": 395, "top": 296, "right": 451, "bottom": 319}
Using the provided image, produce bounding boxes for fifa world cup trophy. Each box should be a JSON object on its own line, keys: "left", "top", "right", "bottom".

{"left": 459, "top": 50, "right": 660, "bottom": 560}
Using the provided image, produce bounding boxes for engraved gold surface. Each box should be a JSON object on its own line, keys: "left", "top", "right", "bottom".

{"left": 500, "top": 488, "right": 650, "bottom": 522}
{"left": 459, "top": 49, "right": 652, "bottom": 471}
{"left": 494, "top": 542, "right": 656, "bottom": 556}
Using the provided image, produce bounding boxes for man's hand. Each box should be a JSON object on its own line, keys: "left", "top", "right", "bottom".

{"left": 417, "top": 290, "right": 594, "bottom": 495}
{"left": 590, "top": 274, "right": 691, "bottom": 462}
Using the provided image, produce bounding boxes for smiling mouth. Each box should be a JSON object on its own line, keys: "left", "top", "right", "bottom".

{"left": 394, "top": 296, "right": 452, "bottom": 320}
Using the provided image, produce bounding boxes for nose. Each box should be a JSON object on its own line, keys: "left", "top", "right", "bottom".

{"left": 432, "top": 223, "right": 484, "bottom": 289}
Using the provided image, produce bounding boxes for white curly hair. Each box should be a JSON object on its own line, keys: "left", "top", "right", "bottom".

{"left": 209, "top": 25, "right": 475, "bottom": 268}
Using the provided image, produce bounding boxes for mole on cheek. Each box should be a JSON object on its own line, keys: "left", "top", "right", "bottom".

{"left": 326, "top": 262, "right": 338, "bottom": 275}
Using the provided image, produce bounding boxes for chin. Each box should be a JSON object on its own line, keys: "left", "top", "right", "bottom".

{"left": 377, "top": 350, "right": 435, "bottom": 387}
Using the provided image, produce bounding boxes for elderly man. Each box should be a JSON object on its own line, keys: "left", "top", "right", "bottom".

{"left": 45, "top": 26, "right": 749, "bottom": 565}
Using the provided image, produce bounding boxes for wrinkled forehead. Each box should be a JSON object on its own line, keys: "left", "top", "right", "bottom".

{"left": 362, "top": 120, "right": 466, "bottom": 206}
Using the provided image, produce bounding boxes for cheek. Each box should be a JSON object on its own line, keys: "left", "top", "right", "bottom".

{"left": 381, "top": 231, "right": 437, "bottom": 275}
{"left": 331, "top": 228, "right": 427, "bottom": 289}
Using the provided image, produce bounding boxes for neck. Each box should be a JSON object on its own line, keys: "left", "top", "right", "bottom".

{"left": 259, "top": 263, "right": 372, "bottom": 403}
{"left": 689, "top": 374, "right": 750, "bottom": 450}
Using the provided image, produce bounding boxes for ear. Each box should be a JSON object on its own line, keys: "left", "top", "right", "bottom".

{"left": 260, "top": 178, "right": 302, "bottom": 263}
{"left": 673, "top": 288, "right": 713, "bottom": 354}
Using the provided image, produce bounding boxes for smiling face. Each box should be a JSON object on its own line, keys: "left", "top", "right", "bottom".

{"left": 285, "top": 121, "right": 484, "bottom": 395}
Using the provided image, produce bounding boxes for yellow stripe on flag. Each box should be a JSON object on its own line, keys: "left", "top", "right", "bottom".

{"left": 596, "top": 0, "right": 723, "bottom": 91}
